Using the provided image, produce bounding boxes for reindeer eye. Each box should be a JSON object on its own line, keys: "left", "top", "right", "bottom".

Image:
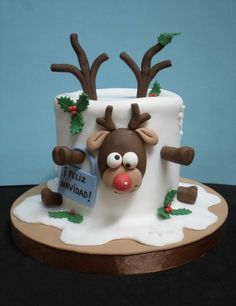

{"left": 123, "top": 152, "right": 138, "bottom": 169}
{"left": 107, "top": 152, "right": 122, "bottom": 168}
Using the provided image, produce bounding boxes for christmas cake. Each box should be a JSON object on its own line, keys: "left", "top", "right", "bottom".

{"left": 13, "top": 33, "right": 222, "bottom": 247}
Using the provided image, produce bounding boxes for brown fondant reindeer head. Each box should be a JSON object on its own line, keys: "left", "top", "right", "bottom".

{"left": 87, "top": 103, "right": 158, "bottom": 194}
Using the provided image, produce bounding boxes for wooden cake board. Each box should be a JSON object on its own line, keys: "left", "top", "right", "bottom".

{"left": 10, "top": 178, "right": 228, "bottom": 275}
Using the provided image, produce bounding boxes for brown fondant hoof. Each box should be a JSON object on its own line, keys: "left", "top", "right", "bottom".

{"left": 177, "top": 186, "right": 198, "bottom": 204}
{"left": 161, "top": 146, "right": 195, "bottom": 166}
{"left": 52, "top": 146, "right": 85, "bottom": 166}
{"left": 41, "top": 188, "right": 62, "bottom": 207}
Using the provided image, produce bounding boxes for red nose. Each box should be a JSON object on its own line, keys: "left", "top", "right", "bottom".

{"left": 113, "top": 173, "right": 132, "bottom": 191}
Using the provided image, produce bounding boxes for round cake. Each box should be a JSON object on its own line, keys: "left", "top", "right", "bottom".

{"left": 12, "top": 33, "right": 226, "bottom": 265}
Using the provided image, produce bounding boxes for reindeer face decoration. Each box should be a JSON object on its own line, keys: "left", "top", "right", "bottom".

{"left": 87, "top": 103, "right": 158, "bottom": 194}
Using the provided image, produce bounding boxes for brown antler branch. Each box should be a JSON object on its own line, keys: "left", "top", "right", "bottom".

{"left": 51, "top": 64, "right": 88, "bottom": 93}
{"left": 90, "top": 53, "right": 109, "bottom": 100}
{"left": 96, "top": 105, "right": 116, "bottom": 131}
{"left": 70, "top": 33, "right": 93, "bottom": 98}
{"left": 120, "top": 36, "right": 175, "bottom": 98}
{"left": 120, "top": 52, "right": 142, "bottom": 85}
{"left": 128, "top": 103, "right": 151, "bottom": 130}
{"left": 141, "top": 44, "right": 163, "bottom": 73}
{"left": 51, "top": 33, "right": 109, "bottom": 100}
{"left": 147, "top": 60, "right": 172, "bottom": 84}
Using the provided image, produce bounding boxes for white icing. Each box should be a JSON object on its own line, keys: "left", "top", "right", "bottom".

{"left": 178, "top": 104, "right": 185, "bottom": 136}
{"left": 13, "top": 182, "right": 221, "bottom": 247}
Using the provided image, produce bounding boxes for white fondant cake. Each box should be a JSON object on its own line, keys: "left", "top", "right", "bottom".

{"left": 13, "top": 87, "right": 221, "bottom": 247}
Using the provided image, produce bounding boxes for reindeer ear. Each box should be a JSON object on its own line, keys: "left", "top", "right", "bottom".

{"left": 87, "top": 130, "right": 110, "bottom": 151}
{"left": 135, "top": 127, "right": 158, "bottom": 145}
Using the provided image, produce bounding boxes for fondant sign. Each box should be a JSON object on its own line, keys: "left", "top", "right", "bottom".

{"left": 58, "top": 148, "right": 98, "bottom": 208}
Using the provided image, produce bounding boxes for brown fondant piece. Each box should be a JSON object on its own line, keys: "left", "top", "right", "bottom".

{"left": 96, "top": 105, "right": 116, "bottom": 131}
{"left": 52, "top": 146, "right": 85, "bottom": 166}
{"left": 89, "top": 103, "right": 157, "bottom": 190}
{"left": 98, "top": 128, "right": 147, "bottom": 177}
{"left": 51, "top": 33, "right": 109, "bottom": 100}
{"left": 161, "top": 146, "right": 195, "bottom": 166}
{"left": 128, "top": 103, "right": 151, "bottom": 130}
{"left": 41, "top": 188, "right": 62, "bottom": 207}
{"left": 120, "top": 42, "right": 172, "bottom": 98}
{"left": 10, "top": 178, "right": 228, "bottom": 274}
{"left": 177, "top": 186, "right": 198, "bottom": 204}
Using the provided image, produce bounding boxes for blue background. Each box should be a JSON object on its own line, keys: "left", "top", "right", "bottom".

{"left": 0, "top": 0, "right": 235, "bottom": 186}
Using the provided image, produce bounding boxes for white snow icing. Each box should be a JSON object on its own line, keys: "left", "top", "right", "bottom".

{"left": 13, "top": 182, "right": 221, "bottom": 247}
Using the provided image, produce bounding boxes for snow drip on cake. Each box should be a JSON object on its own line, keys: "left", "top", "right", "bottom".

{"left": 13, "top": 182, "right": 220, "bottom": 247}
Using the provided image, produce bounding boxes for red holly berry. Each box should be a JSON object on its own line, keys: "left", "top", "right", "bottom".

{"left": 71, "top": 110, "right": 78, "bottom": 117}
{"left": 69, "top": 209, "right": 76, "bottom": 215}
{"left": 165, "top": 204, "right": 173, "bottom": 213}
{"left": 71, "top": 105, "right": 78, "bottom": 111}
{"left": 69, "top": 105, "right": 78, "bottom": 112}
{"left": 149, "top": 92, "right": 157, "bottom": 97}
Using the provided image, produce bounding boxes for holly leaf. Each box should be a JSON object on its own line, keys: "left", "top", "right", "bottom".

{"left": 171, "top": 208, "right": 192, "bottom": 216}
{"left": 164, "top": 190, "right": 177, "bottom": 206}
{"left": 158, "top": 32, "right": 181, "bottom": 47}
{"left": 57, "top": 96, "right": 75, "bottom": 112}
{"left": 158, "top": 207, "right": 171, "bottom": 219}
{"left": 67, "top": 213, "right": 84, "bottom": 224}
{"left": 150, "top": 81, "right": 161, "bottom": 95}
{"left": 48, "top": 211, "right": 69, "bottom": 219}
{"left": 76, "top": 92, "right": 89, "bottom": 112}
{"left": 70, "top": 112, "right": 84, "bottom": 135}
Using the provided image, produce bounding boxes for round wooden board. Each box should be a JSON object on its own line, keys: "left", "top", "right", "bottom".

{"left": 10, "top": 178, "right": 228, "bottom": 274}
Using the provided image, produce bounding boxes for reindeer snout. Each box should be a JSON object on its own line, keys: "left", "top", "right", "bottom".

{"left": 113, "top": 173, "right": 132, "bottom": 191}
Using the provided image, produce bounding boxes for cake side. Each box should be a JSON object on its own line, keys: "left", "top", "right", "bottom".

{"left": 52, "top": 88, "right": 184, "bottom": 220}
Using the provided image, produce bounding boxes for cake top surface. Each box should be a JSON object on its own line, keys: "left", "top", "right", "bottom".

{"left": 56, "top": 88, "right": 183, "bottom": 104}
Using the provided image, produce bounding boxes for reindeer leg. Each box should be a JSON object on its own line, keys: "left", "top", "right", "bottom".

{"left": 160, "top": 146, "right": 195, "bottom": 165}
{"left": 177, "top": 186, "right": 198, "bottom": 204}
{"left": 52, "top": 146, "right": 85, "bottom": 165}
{"left": 41, "top": 188, "right": 62, "bottom": 207}
{"left": 41, "top": 146, "right": 85, "bottom": 207}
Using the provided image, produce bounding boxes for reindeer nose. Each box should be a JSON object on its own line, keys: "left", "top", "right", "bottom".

{"left": 113, "top": 173, "right": 132, "bottom": 191}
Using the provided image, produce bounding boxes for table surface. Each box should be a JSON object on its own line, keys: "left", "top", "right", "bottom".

{"left": 1, "top": 183, "right": 235, "bottom": 306}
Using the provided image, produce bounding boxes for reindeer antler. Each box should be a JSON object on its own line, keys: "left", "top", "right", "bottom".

{"left": 120, "top": 33, "right": 180, "bottom": 98}
{"left": 96, "top": 105, "right": 116, "bottom": 131}
{"left": 128, "top": 103, "right": 151, "bottom": 130}
{"left": 51, "top": 33, "right": 109, "bottom": 100}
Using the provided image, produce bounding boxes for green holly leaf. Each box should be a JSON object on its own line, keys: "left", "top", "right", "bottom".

{"left": 150, "top": 81, "right": 161, "bottom": 95}
{"left": 158, "top": 32, "right": 181, "bottom": 47}
{"left": 48, "top": 211, "right": 69, "bottom": 219}
{"left": 58, "top": 92, "right": 89, "bottom": 135}
{"left": 76, "top": 92, "right": 89, "bottom": 112}
{"left": 171, "top": 208, "right": 192, "bottom": 216}
{"left": 70, "top": 112, "right": 84, "bottom": 135}
{"left": 67, "top": 213, "right": 84, "bottom": 224}
{"left": 158, "top": 207, "right": 171, "bottom": 219}
{"left": 164, "top": 190, "right": 177, "bottom": 206}
{"left": 49, "top": 210, "right": 84, "bottom": 224}
{"left": 57, "top": 96, "right": 75, "bottom": 112}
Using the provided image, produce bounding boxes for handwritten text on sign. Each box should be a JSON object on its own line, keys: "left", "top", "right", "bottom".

{"left": 58, "top": 165, "right": 98, "bottom": 208}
